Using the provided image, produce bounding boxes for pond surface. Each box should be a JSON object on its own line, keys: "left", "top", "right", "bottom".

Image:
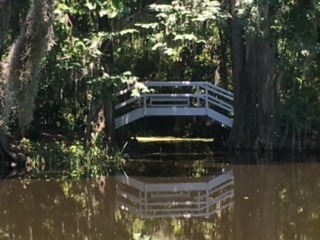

{"left": 0, "top": 147, "right": 320, "bottom": 240}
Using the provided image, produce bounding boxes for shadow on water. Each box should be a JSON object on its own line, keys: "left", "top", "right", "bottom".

{"left": 1, "top": 142, "right": 320, "bottom": 239}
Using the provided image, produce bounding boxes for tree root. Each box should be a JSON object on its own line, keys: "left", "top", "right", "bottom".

{"left": 0, "top": 134, "right": 26, "bottom": 167}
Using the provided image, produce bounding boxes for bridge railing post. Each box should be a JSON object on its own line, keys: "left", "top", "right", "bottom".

{"left": 205, "top": 83, "right": 209, "bottom": 112}
{"left": 196, "top": 86, "right": 200, "bottom": 106}
{"left": 143, "top": 93, "right": 146, "bottom": 116}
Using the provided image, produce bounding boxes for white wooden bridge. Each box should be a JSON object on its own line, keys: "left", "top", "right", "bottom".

{"left": 114, "top": 81, "right": 233, "bottom": 129}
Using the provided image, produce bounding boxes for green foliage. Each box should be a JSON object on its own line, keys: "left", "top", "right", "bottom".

{"left": 28, "top": 0, "right": 229, "bottom": 138}
{"left": 2, "top": 0, "right": 320, "bottom": 151}
{"left": 276, "top": 77, "right": 320, "bottom": 147}
{"left": 134, "top": 0, "right": 225, "bottom": 80}
{"left": 272, "top": 2, "right": 320, "bottom": 145}
{"left": 20, "top": 134, "right": 125, "bottom": 179}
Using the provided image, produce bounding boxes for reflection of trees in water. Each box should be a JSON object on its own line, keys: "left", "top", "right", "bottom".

{"left": 0, "top": 172, "right": 233, "bottom": 239}
{"left": 114, "top": 210, "right": 233, "bottom": 240}
{"left": 0, "top": 176, "right": 116, "bottom": 239}
{"left": 1, "top": 164, "right": 320, "bottom": 239}
{"left": 233, "top": 164, "right": 320, "bottom": 240}
{"left": 234, "top": 165, "right": 277, "bottom": 240}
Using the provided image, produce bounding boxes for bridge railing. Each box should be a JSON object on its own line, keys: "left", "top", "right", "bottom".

{"left": 203, "top": 87, "right": 233, "bottom": 114}
{"left": 114, "top": 81, "right": 234, "bottom": 127}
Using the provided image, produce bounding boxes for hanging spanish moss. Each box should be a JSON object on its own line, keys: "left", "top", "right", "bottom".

{"left": 1, "top": 0, "right": 55, "bottom": 136}
{"left": 0, "top": 0, "right": 11, "bottom": 60}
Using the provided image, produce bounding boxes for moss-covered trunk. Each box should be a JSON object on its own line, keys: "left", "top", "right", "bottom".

{"left": 0, "top": 0, "right": 54, "bottom": 164}
{"left": 0, "top": 0, "right": 10, "bottom": 60}
{"left": 1, "top": 0, "right": 54, "bottom": 136}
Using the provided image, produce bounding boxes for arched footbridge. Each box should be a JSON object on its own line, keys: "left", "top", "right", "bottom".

{"left": 114, "top": 81, "right": 233, "bottom": 129}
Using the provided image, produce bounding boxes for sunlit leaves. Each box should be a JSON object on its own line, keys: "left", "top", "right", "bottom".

{"left": 149, "top": 4, "right": 173, "bottom": 13}
{"left": 132, "top": 82, "right": 150, "bottom": 97}
{"left": 85, "top": 0, "right": 122, "bottom": 18}
{"left": 164, "top": 47, "right": 176, "bottom": 56}
{"left": 135, "top": 0, "right": 224, "bottom": 64}
{"left": 85, "top": 1, "right": 96, "bottom": 10}
{"left": 88, "top": 71, "right": 142, "bottom": 97}
{"left": 118, "top": 28, "right": 139, "bottom": 36}
{"left": 174, "top": 33, "right": 198, "bottom": 41}
{"left": 152, "top": 42, "right": 166, "bottom": 51}
{"left": 135, "top": 23, "right": 158, "bottom": 29}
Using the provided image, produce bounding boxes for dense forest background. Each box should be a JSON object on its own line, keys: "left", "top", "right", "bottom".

{"left": 0, "top": 0, "right": 320, "bottom": 157}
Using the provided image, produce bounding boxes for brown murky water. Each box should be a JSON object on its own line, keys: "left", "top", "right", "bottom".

{"left": 1, "top": 160, "right": 320, "bottom": 239}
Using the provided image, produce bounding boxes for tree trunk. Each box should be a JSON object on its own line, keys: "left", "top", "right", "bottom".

{"left": 227, "top": 0, "right": 256, "bottom": 149}
{"left": 1, "top": 0, "right": 55, "bottom": 136}
{"left": 251, "top": 3, "right": 276, "bottom": 150}
{"left": 227, "top": 0, "right": 276, "bottom": 151}
{"left": 99, "top": 15, "right": 116, "bottom": 148}
{"left": 0, "top": 0, "right": 10, "bottom": 60}
{"left": 173, "top": 117, "right": 187, "bottom": 137}
{"left": 103, "top": 98, "right": 115, "bottom": 148}
{"left": 0, "top": 0, "right": 54, "bottom": 164}
{"left": 218, "top": 28, "right": 229, "bottom": 89}
{"left": 0, "top": 132, "right": 26, "bottom": 165}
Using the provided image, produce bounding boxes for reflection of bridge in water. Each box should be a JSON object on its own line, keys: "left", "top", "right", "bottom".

{"left": 116, "top": 170, "right": 234, "bottom": 218}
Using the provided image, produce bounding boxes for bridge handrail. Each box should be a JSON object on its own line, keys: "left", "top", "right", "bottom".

{"left": 203, "top": 82, "right": 233, "bottom": 101}
{"left": 114, "top": 81, "right": 234, "bottom": 128}
{"left": 205, "top": 95, "right": 233, "bottom": 113}
{"left": 205, "top": 82, "right": 233, "bottom": 96}
{"left": 115, "top": 93, "right": 202, "bottom": 110}
{"left": 144, "top": 81, "right": 204, "bottom": 87}
{"left": 114, "top": 85, "right": 136, "bottom": 97}
{"left": 114, "top": 81, "right": 204, "bottom": 97}
{"left": 114, "top": 95, "right": 140, "bottom": 110}
{"left": 115, "top": 94, "right": 233, "bottom": 113}
{"left": 144, "top": 93, "right": 201, "bottom": 97}
{"left": 114, "top": 81, "right": 233, "bottom": 95}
